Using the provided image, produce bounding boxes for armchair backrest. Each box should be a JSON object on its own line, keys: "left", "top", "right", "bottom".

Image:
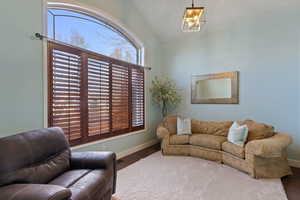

{"left": 0, "top": 127, "right": 70, "bottom": 186}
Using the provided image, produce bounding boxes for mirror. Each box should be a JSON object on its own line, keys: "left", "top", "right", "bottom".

{"left": 191, "top": 71, "right": 239, "bottom": 104}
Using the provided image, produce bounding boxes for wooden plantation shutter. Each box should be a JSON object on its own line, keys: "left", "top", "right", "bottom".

{"left": 131, "top": 66, "right": 145, "bottom": 130}
{"left": 87, "top": 56, "right": 111, "bottom": 137}
{"left": 111, "top": 62, "right": 130, "bottom": 133}
{"left": 48, "top": 42, "right": 82, "bottom": 141}
{"left": 48, "top": 41, "right": 145, "bottom": 146}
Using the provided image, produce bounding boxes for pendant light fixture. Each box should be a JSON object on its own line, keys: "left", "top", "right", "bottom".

{"left": 182, "top": 0, "right": 205, "bottom": 32}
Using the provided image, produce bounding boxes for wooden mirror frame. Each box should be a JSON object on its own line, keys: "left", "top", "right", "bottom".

{"left": 191, "top": 71, "right": 239, "bottom": 104}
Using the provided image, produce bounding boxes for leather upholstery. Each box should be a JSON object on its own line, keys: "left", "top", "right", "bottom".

{"left": 70, "top": 152, "right": 117, "bottom": 194}
{"left": 71, "top": 152, "right": 116, "bottom": 170}
{"left": 0, "top": 127, "right": 116, "bottom": 200}
{"left": 1, "top": 150, "right": 70, "bottom": 186}
{"left": 49, "top": 169, "right": 91, "bottom": 188}
{"left": 0, "top": 184, "right": 72, "bottom": 200}
{"left": 50, "top": 169, "right": 113, "bottom": 200}
{"left": 68, "top": 170, "right": 113, "bottom": 200}
{"left": 0, "top": 127, "right": 70, "bottom": 186}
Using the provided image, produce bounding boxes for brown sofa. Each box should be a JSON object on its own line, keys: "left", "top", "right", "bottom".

{"left": 0, "top": 127, "right": 116, "bottom": 200}
{"left": 157, "top": 116, "right": 292, "bottom": 179}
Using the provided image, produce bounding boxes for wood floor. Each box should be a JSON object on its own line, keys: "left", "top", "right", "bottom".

{"left": 117, "top": 144, "right": 300, "bottom": 200}
{"left": 117, "top": 143, "right": 161, "bottom": 170}
{"left": 282, "top": 167, "right": 300, "bottom": 200}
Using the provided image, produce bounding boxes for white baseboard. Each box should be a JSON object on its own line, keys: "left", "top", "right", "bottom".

{"left": 116, "top": 139, "right": 159, "bottom": 160}
{"left": 288, "top": 159, "right": 300, "bottom": 168}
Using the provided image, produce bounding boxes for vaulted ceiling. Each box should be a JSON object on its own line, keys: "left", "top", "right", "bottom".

{"left": 130, "top": 0, "right": 299, "bottom": 43}
{"left": 130, "top": 0, "right": 208, "bottom": 42}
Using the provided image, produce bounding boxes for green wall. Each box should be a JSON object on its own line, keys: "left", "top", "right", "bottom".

{"left": 0, "top": 0, "right": 162, "bottom": 154}
{"left": 0, "top": 0, "right": 44, "bottom": 136}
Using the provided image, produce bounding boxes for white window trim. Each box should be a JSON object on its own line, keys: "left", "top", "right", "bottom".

{"left": 42, "top": 0, "right": 148, "bottom": 141}
{"left": 71, "top": 129, "right": 146, "bottom": 150}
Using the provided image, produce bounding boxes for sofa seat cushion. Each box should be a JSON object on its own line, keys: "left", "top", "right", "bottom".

{"left": 170, "top": 135, "right": 190, "bottom": 145}
{"left": 50, "top": 169, "right": 113, "bottom": 200}
{"left": 222, "top": 141, "right": 245, "bottom": 159}
{"left": 48, "top": 169, "right": 91, "bottom": 188}
{"left": 189, "top": 134, "right": 227, "bottom": 150}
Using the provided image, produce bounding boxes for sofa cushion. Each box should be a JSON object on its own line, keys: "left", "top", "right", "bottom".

{"left": 238, "top": 120, "right": 274, "bottom": 142}
{"left": 162, "top": 116, "right": 180, "bottom": 135}
{"left": 222, "top": 141, "right": 245, "bottom": 159}
{"left": 0, "top": 184, "right": 72, "bottom": 200}
{"left": 189, "top": 134, "right": 227, "bottom": 150}
{"left": 170, "top": 135, "right": 190, "bottom": 145}
{"left": 50, "top": 169, "right": 113, "bottom": 200}
{"left": 48, "top": 169, "right": 91, "bottom": 188}
{"left": 191, "top": 120, "right": 233, "bottom": 136}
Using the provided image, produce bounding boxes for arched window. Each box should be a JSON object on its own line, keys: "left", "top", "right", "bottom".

{"left": 47, "top": 8, "right": 140, "bottom": 64}
{"left": 47, "top": 5, "right": 145, "bottom": 146}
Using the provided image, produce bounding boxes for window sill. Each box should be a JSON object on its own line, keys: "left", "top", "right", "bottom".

{"left": 71, "top": 129, "right": 147, "bottom": 151}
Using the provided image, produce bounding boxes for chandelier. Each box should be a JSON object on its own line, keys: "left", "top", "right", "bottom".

{"left": 182, "top": 0, "right": 205, "bottom": 32}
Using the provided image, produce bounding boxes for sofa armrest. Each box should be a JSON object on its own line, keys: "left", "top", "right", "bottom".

{"left": 157, "top": 125, "right": 170, "bottom": 139}
{"left": 245, "top": 133, "right": 292, "bottom": 158}
{"left": 71, "top": 151, "right": 116, "bottom": 170}
{"left": 0, "top": 184, "right": 71, "bottom": 200}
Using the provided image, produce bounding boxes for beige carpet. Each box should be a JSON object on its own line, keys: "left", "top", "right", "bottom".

{"left": 113, "top": 152, "right": 287, "bottom": 200}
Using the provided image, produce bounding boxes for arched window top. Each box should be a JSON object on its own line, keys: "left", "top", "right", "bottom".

{"left": 47, "top": 8, "right": 141, "bottom": 64}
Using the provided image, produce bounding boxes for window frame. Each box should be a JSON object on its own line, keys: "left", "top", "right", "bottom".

{"left": 43, "top": 1, "right": 147, "bottom": 146}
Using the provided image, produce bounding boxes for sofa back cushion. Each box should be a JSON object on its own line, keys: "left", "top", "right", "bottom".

{"left": 0, "top": 127, "right": 70, "bottom": 186}
{"left": 162, "top": 115, "right": 180, "bottom": 135}
{"left": 191, "top": 120, "right": 233, "bottom": 136}
{"left": 238, "top": 120, "right": 274, "bottom": 141}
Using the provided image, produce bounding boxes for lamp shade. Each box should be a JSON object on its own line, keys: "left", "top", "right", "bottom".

{"left": 182, "top": 7, "right": 205, "bottom": 32}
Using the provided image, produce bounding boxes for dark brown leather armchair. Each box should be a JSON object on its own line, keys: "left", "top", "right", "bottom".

{"left": 0, "top": 127, "right": 116, "bottom": 200}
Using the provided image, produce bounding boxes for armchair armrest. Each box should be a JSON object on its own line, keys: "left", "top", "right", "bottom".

{"left": 0, "top": 184, "right": 71, "bottom": 200}
{"left": 245, "top": 133, "right": 292, "bottom": 158}
{"left": 70, "top": 151, "right": 117, "bottom": 194}
{"left": 70, "top": 151, "right": 116, "bottom": 170}
{"left": 157, "top": 125, "right": 170, "bottom": 139}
